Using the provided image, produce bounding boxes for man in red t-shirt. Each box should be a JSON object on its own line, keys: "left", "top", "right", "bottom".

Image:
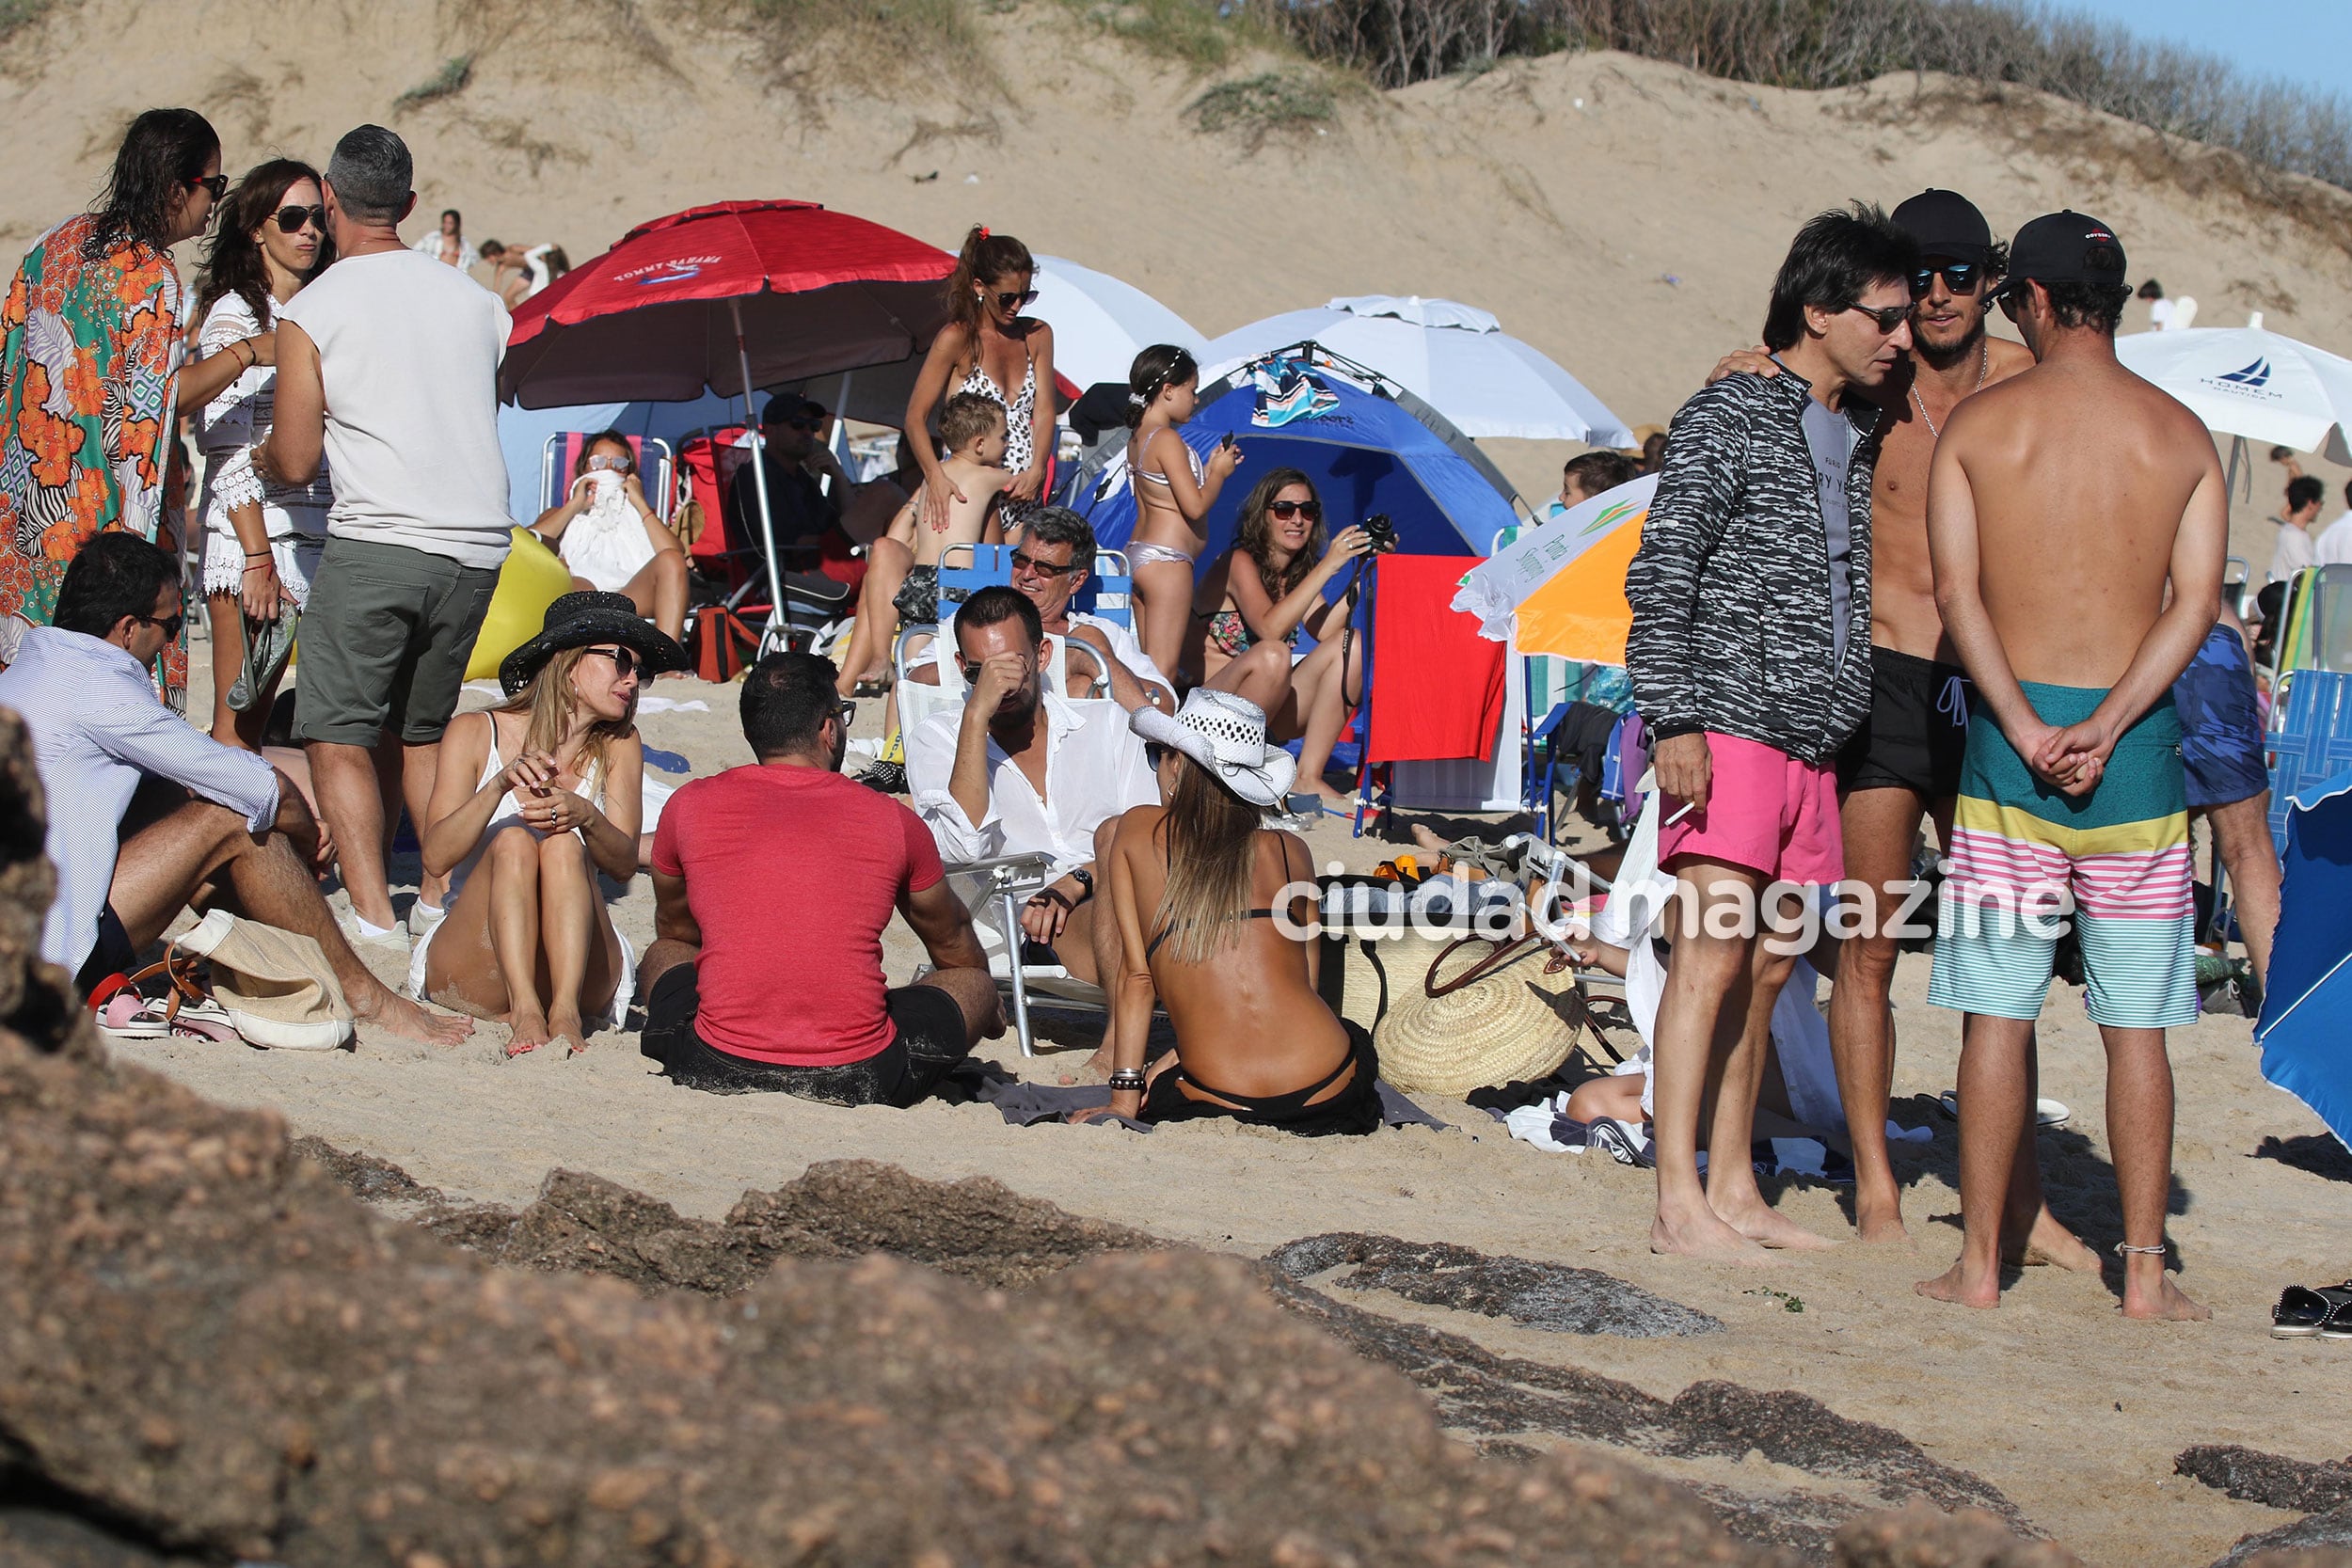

{"left": 637, "top": 651, "right": 1002, "bottom": 1104}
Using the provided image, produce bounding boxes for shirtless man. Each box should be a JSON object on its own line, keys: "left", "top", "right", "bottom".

{"left": 1919, "top": 212, "right": 2223, "bottom": 1322}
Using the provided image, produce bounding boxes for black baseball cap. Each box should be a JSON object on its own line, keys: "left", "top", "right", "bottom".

{"left": 2001, "top": 211, "right": 2127, "bottom": 293}
{"left": 760, "top": 390, "right": 826, "bottom": 427}
{"left": 1891, "top": 189, "right": 1991, "bottom": 265}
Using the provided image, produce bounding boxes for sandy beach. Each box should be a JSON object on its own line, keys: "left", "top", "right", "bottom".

{"left": 108, "top": 663, "right": 2351, "bottom": 1568}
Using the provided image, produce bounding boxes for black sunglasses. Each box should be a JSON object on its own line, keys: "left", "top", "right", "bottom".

{"left": 1841, "top": 301, "right": 1913, "bottom": 334}
{"left": 1908, "top": 261, "right": 1982, "bottom": 298}
{"left": 992, "top": 289, "right": 1040, "bottom": 312}
{"left": 187, "top": 173, "right": 229, "bottom": 200}
{"left": 135, "top": 610, "right": 185, "bottom": 640}
{"left": 1009, "top": 548, "right": 1079, "bottom": 579}
{"left": 1267, "top": 499, "right": 1323, "bottom": 522}
{"left": 580, "top": 644, "right": 642, "bottom": 678}
{"left": 273, "top": 204, "right": 326, "bottom": 234}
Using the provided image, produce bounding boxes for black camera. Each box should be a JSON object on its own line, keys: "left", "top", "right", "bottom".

{"left": 1361, "top": 513, "right": 1397, "bottom": 553}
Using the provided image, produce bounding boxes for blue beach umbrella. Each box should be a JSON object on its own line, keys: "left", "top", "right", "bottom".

{"left": 1070, "top": 345, "right": 1524, "bottom": 566}
{"left": 2254, "top": 768, "right": 2352, "bottom": 1148}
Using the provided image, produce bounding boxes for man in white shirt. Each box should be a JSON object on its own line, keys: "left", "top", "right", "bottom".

{"left": 2314, "top": 482, "right": 2352, "bottom": 568}
{"left": 0, "top": 535, "right": 467, "bottom": 1044}
{"left": 263, "top": 124, "right": 515, "bottom": 943}
{"left": 2270, "top": 476, "right": 2325, "bottom": 584}
{"left": 907, "top": 587, "right": 1158, "bottom": 991}
{"left": 1005, "top": 508, "right": 1172, "bottom": 710}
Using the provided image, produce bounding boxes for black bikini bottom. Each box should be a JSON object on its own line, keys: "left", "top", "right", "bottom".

{"left": 1140, "top": 1020, "right": 1382, "bottom": 1137}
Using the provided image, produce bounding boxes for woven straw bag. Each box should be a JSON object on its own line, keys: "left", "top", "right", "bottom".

{"left": 1369, "top": 931, "right": 1582, "bottom": 1097}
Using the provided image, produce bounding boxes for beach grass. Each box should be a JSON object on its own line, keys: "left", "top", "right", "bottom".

{"left": 393, "top": 54, "right": 475, "bottom": 113}
{"left": 738, "top": 0, "right": 999, "bottom": 94}
{"left": 1189, "top": 69, "right": 1338, "bottom": 150}
{"left": 1059, "top": 0, "right": 1287, "bottom": 71}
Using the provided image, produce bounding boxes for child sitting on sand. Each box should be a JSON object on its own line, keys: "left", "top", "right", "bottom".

{"left": 832, "top": 393, "right": 1013, "bottom": 702}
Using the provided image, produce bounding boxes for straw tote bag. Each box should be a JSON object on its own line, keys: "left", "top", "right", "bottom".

{"left": 172, "top": 910, "right": 355, "bottom": 1052}
{"left": 1371, "top": 931, "right": 1583, "bottom": 1097}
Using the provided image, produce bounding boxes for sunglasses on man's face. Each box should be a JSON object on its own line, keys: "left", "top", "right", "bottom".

{"left": 581, "top": 644, "right": 642, "bottom": 679}
{"left": 1908, "top": 261, "right": 1981, "bottom": 298}
{"left": 273, "top": 204, "right": 326, "bottom": 234}
{"left": 187, "top": 173, "right": 229, "bottom": 201}
{"left": 135, "top": 610, "right": 185, "bottom": 641}
{"left": 1841, "top": 301, "right": 1914, "bottom": 335}
{"left": 991, "top": 289, "right": 1040, "bottom": 312}
{"left": 1009, "top": 549, "right": 1079, "bottom": 579}
{"left": 1267, "top": 499, "right": 1322, "bottom": 522}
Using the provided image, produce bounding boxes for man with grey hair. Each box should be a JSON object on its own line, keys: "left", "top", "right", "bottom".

{"left": 261, "top": 124, "right": 514, "bottom": 950}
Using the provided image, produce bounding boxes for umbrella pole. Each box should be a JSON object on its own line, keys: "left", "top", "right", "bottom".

{"left": 732, "top": 299, "right": 790, "bottom": 654}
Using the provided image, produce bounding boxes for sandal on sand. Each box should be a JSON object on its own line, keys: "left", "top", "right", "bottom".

{"left": 2273, "top": 1283, "right": 2352, "bottom": 1338}
{"left": 1938, "top": 1090, "right": 2072, "bottom": 1129}
{"left": 91, "top": 954, "right": 246, "bottom": 1046}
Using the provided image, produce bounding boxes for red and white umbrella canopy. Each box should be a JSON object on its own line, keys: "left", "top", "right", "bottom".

{"left": 500, "top": 200, "right": 957, "bottom": 408}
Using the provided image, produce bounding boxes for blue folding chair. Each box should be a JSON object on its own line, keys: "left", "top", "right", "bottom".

{"left": 1075, "top": 548, "right": 1133, "bottom": 629}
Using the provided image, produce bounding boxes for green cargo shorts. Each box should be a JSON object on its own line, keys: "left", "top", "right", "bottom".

{"left": 293, "top": 536, "right": 501, "bottom": 747}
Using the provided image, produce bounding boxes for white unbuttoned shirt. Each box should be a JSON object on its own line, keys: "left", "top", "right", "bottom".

{"left": 907, "top": 692, "right": 1158, "bottom": 877}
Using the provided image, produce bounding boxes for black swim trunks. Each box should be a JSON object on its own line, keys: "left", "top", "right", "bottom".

{"left": 1836, "top": 646, "right": 1973, "bottom": 800}
{"left": 638, "top": 964, "right": 971, "bottom": 1105}
{"left": 1139, "top": 1020, "right": 1383, "bottom": 1136}
{"left": 891, "top": 564, "right": 941, "bottom": 626}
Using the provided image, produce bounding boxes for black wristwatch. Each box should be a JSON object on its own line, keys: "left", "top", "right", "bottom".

{"left": 1068, "top": 867, "right": 1094, "bottom": 902}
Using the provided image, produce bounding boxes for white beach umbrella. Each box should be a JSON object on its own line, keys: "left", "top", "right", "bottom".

{"left": 1028, "top": 256, "right": 1209, "bottom": 393}
{"left": 2116, "top": 325, "right": 2352, "bottom": 465}
{"left": 1200, "top": 295, "right": 1634, "bottom": 447}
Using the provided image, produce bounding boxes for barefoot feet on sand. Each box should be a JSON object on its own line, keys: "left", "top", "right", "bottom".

{"left": 548, "top": 1006, "right": 587, "bottom": 1058}
{"left": 2122, "top": 1269, "right": 2210, "bottom": 1322}
{"left": 1915, "top": 1256, "right": 2001, "bottom": 1309}
{"left": 1652, "top": 1206, "right": 1777, "bottom": 1263}
{"left": 1718, "top": 1196, "right": 1836, "bottom": 1252}
{"left": 2008, "top": 1208, "right": 2102, "bottom": 1274}
{"left": 504, "top": 1007, "right": 551, "bottom": 1057}
{"left": 353, "top": 990, "right": 474, "bottom": 1048}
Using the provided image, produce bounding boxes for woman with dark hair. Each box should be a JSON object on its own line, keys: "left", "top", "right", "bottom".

{"left": 0, "top": 108, "right": 221, "bottom": 680}
{"left": 191, "top": 158, "right": 337, "bottom": 749}
{"left": 1091, "top": 689, "right": 1380, "bottom": 1135}
{"left": 529, "top": 429, "right": 690, "bottom": 642}
{"left": 1124, "top": 342, "right": 1240, "bottom": 681}
{"left": 414, "top": 593, "right": 686, "bottom": 1057}
{"left": 412, "top": 208, "right": 469, "bottom": 267}
{"left": 903, "top": 226, "right": 1056, "bottom": 533}
{"left": 1188, "top": 467, "right": 1369, "bottom": 815}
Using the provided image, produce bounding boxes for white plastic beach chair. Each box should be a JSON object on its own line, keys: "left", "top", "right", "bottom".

{"left": 923, "top": 849, "right": 1112, "bottom": 1058}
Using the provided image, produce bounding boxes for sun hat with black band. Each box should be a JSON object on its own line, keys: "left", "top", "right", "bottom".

{"left": 1131, "top": 689, "right": 1297, "bottom": 809}
{"left": 1891, "top": 188, "right": 1993, "bottom": 266}
{"left": 1996, "top": 210, "right": 2127, "bottom": 297}
{"left": 499, "top": 591, "right": 689, "bottom": 696}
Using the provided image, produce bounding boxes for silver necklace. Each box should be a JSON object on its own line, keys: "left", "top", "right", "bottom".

{"left": 1911, "top": 341, "right": 1987, "bottom": 439}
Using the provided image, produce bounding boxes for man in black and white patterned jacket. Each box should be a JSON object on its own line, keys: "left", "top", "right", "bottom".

{"left": 1625, "top": 204, "right": 1919, "bottom": 1261}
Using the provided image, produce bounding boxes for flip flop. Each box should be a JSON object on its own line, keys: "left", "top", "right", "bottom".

{"left": 2274, "top": 1283, "right": 2352, "bottom": 1338}
{"left": 1937, "top": 1090, "right": 2072, "bottom": 1128}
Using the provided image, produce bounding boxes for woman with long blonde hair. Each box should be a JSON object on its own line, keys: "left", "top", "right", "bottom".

{"left": 413, "top": 593, "right": 684, "bottom": 1056}
{"left": 1096, "top": 690, "right": 1381, "bottom": 1134}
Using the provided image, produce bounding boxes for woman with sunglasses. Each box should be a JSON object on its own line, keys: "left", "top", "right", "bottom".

{"left": 190, "top": 160, "right": 339, "bottom": 749}
{"left": 529, "top": 430, "right": 691, "bottom": 643}
{"left": 0, "top": 109, "right": 223, "bottom": 687}
{"left": 1189, "top": 468, "right": 1371, "bottom": 816}
{"left": 902, "top": 226, "right": 1056, "bottom": 536}
{"left": 413, "top": 593, "right": 686, "bottom": 1057}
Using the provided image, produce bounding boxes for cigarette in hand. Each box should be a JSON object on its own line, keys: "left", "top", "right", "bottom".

{"left": 1666, "top": 800, "right": 1696, "bottom": 826}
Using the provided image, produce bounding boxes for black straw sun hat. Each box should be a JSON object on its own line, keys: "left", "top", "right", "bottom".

{"left": 499, "top": 591, "right": 688, "bottom": 696}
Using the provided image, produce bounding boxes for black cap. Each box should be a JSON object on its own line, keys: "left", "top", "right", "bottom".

{"left": 2002, "top": 211, "right": 2127, "bottom": 293}
{"left": 760, "top": 390, "right": 826, "bottom": 427}
{"left": 1891, "top": 189, "right": 1991, "bottom": 265}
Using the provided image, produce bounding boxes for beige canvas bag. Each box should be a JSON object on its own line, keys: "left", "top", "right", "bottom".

{"left": 172, "top": 910, "right": 354, "bottom": 1052}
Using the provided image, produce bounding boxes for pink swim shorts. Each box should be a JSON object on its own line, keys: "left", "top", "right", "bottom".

{"left": 1654, "top": 731, "right": 1844, "bottom": 885}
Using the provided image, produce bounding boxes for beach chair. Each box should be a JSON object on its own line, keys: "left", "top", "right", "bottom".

{"left": 539, "top": 433, "right": 675, "bottom": 522}
{"left": 1071, "top": 548, "right": 1134, "bottom": 629}
{"left": 675, "top": 427, "right": 856, "bottom": 658}
{"left": 2224, "top": 554, "right": 2251, "bottom": 621}
{"left": 939, "top": 849, "right": 1118, "bottom": 1059}
{"left": 2265, "top": 565, "right": 2352, "bottom": 850}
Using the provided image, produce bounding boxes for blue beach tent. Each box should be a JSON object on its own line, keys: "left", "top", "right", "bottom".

{"left": 2254, "top": 767, "right": 2352, "bottom": 1150}
{"left": 1070, "top": 345, "right": 1525, "bottom": 567}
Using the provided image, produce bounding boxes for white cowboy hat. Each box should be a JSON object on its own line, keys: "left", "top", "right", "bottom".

{"left": 1132, "top": 689, "right": 1298, "bottom": 809}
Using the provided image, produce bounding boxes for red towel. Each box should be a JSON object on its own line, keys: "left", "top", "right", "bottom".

{"left": 1366, "top": 554, "right": 1505, "bottom": 764}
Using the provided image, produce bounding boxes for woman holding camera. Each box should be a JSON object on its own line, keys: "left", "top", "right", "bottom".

{"left": 1189, "top": 467, "right": 1372, "bottom": 816}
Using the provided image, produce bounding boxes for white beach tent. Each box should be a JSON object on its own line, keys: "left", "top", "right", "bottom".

{"left": 1200, "top": 295, "right": 1634, "bottom": 447}
{"left": 2116, "top": 325, "right": 2352, "bottom": 479}
{"left": 1029, "top": 256, "right": 1209, "bottom": 392}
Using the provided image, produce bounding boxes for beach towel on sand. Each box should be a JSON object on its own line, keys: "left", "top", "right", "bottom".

{"left": 980, "top": 1077, "right": 1446, "bottom": 1132}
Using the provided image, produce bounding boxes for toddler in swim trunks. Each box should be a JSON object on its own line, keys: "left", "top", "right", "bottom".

{"left": 880, "top": 393, "right": 1013, "bottom": 626}
{"left": 1927, "top": 681, "right": 2198, "bottom": 1029}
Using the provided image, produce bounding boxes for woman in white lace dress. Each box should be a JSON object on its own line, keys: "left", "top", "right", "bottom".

{"left": 191, "top": 158, "right": 335, "bottom": 748}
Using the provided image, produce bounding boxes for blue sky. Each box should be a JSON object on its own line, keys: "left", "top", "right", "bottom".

{"left": 2056, "top": 0, "right": 2352, "bottom": 102}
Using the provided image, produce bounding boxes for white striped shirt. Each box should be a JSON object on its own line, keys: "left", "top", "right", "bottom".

{"left": 0, "top": 626, "right": 277, "bottom": 973}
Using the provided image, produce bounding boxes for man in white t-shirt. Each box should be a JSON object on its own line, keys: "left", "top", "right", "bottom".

{"left": 2270, "top": 475, "right": 2325, "bottom": 584}
{"left": 262, "top": 124, "right": 515, "bottom": 942}
{"left": 2314, "top": 482, "right": 2352, "bottom": 568}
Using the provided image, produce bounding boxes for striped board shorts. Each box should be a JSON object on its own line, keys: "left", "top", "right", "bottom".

{"left": 1926, "top": 682, "right": 2197, "bottom": 1030}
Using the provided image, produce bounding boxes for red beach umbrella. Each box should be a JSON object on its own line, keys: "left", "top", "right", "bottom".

{"left": 500, "top": 200, "right": 956, "bottom": 640}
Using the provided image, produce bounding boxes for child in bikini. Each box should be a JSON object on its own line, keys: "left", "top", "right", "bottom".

{"left": 1125, "top": 344, "right": 1241, "bottom": 682}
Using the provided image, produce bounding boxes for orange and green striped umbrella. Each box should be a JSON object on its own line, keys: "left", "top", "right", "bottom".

{"left": 1454, "top": 475, "right": 1654, "bottom": 665}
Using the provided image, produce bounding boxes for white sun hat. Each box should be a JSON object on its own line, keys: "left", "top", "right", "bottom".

{"left": 1132, "top": 689, "right": 1298, "bottom": 809}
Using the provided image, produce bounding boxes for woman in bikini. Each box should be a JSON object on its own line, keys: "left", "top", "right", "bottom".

{"left": 413, "top": 594, "right": 685, "bottom": 1058}
{"left": 1188, "top": 468, "right": 1371, "bottom": 816}
{"left": 1092, "top": 689, "right": 1381, "bottom": 1135}
{"left": 1125, "top": 344, "right": 1242, "bottom": 684}
{"left": 904, "top": 225, "right": 1056, "bottom": 538}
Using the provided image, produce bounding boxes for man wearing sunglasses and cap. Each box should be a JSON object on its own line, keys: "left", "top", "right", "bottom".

{"left": 1919, "top": 212, "right": 2224, "bottom": 1322}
